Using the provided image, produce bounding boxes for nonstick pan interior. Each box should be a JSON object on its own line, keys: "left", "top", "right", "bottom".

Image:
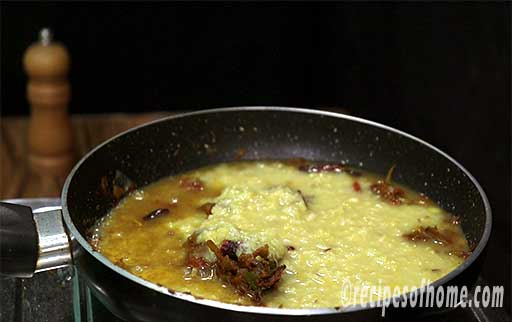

{"left": 64, "top": 107, "right": 489, "bottom": 247}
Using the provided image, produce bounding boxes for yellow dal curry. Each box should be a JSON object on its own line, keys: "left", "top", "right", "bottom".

{"left": 90, "top": 161, "right": 470, "bottom": 308}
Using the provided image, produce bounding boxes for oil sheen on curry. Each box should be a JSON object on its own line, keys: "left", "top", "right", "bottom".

{"left": 89, "top": 160, "right": 471, "bottom": 308}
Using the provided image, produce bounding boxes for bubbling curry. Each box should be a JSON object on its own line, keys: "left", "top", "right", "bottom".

{"left": 89, "top": 160, "right": 471, "bottom": 308}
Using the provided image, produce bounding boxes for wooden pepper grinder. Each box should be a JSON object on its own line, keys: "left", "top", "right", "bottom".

{"left": 23, "top": 28, "right": 74, "bottom": 189}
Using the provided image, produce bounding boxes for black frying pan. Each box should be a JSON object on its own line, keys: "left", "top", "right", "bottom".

{"left": 0, "top": 107, "right": 492, "bottom": 321}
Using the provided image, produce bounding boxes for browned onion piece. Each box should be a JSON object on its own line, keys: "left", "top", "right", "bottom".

{"left": 142, "top": 208, "right": 170, "bottom": 221}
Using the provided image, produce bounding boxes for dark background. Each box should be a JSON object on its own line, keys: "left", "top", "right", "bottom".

{"left": 1, "top": 2, "right": 510, "bottom": 314}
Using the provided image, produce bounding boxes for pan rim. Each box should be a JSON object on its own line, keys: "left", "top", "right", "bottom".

{"left": 61, "top": 106, "right": 492, "bottom": 316}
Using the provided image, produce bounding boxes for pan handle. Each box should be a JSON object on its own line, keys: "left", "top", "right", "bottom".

{"left": 0, "top": 202, "right": 72, "bottom": 278}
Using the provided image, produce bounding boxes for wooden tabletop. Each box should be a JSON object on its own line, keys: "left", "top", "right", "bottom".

{"left": 1, "top": 112, "right": 172, "bottom": 199}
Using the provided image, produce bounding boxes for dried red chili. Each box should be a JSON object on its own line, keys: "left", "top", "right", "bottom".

{"left": 370, "top": 180, "right": 406, "bottom": 205}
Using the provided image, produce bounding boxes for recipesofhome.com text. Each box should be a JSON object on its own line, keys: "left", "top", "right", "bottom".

{"left": 340, "top": 279, "right": 504, "bottom": 316}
